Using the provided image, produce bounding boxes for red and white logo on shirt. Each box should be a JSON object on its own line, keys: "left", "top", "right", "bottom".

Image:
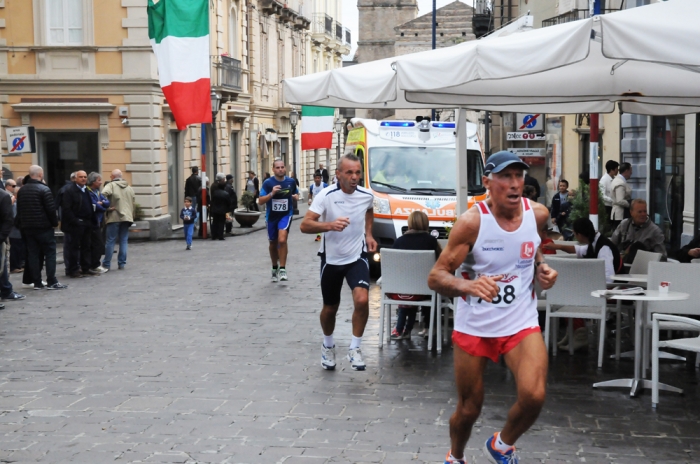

{"left": 520, "top": 241, "right": 535, "bottom": 259}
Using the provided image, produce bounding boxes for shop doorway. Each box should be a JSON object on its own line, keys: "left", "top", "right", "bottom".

{"left": 168, "top": 131, "right": 183, "bottom": 224}
{"left": 37, "top": 132, "right": 99, "bottom": 195}
{"left": 650, "top": 116, "right": 685, "bottom": 254}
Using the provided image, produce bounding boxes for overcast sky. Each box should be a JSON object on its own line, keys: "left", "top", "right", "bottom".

{"left": 341, "top": 0, "right": 473, "bottom": 59}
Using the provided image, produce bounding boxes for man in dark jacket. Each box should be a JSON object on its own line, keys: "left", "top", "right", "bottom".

{"left": 210, "top": 174, "right": 232, "bottom": 240}
{"left": 184, "top": 166, "right": 201, "bottom": 213}
{"left": 0, "top": 188, "right": 24, "bottom": 303}
{"left": 61, "top": 170, "right": 97, "bottom": 278}
{"left": 56, "top": 172, "right": 76, "bottom": 274}
{"left": 676, "top": 235, "right": 700, "bottom": 263}
{"left": 16, "top": 165, "right": 67, "bottom": 290}
{"left": 224, "top": 174, "right": 238, "bottom": 235}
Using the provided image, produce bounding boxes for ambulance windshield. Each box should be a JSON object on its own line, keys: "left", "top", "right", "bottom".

{"left": 368, "top": 147, "right": 485, "bottom": 195}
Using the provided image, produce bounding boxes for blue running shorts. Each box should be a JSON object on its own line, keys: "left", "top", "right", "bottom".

{"left": 266, "top": 215, "right": 293, "bottom": 241}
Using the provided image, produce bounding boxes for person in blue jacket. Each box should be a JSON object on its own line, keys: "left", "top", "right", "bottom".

{"left": 87, "top": 172, "right": 110, "bottom": 274}
{"left": 180, "top": 197, "right": 196, "bottom": 250}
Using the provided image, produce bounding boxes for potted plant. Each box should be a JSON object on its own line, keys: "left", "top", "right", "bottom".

{"left": 233, "top": 191, "right": 262, "bottom": 227}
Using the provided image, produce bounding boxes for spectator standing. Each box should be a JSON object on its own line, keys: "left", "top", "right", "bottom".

{"left": 245, "top": 171, "right": 260, "bottom": 211}
{"left": 16, "top": 165, "right": 67, "bottom": 290}
{"left": 61, "top": 171, "right": 97, "bottom": 278}
{"left": 308, "top": 172, "right": 328, "bottom": 242}
{"left": 180, "top": 197, "right": 196, "bottom": 250}
{"left": 87, "top": 172, "right": 110, "bottom": 274}
{"left": 209, "top": 173, "right": 232, "bottom": 241}
{"left": 224, "top": 174, "right": 238, "bottom": 235}
{"left": 599, "top": 160, "right": 619, "bottom": 221}
{"left": 610, "top": 162, "right": 633, "bottom": 231}
{"left": 0, "top": 187, "right": 25, "bottom": 302}
{"left": 56, "top": 172, "right": 76, "bottom": 274}
{"left": 318, "top": 163, "right": 329, "bottom": 184}
{"left": 524, "top": 171, "right": 541, "bottom": 200}
{"left": 5, "top": 180, "right": 24, "bottom": 274}
{"left": 184, "top": 166, "right": 201, "bottom": 214}
{"left": 102, "top": 169, "right": 136, "bottom": 271}
{"left": 550, "top": 179, "right": 572, "bottom": 239}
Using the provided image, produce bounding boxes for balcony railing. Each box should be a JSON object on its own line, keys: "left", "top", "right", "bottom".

{"left": 324, "top": 14, "right": 333, "bottom": 35}
{"left": 335, "top": 22, "right": 343, "bottom": 41}
{"left": 212, "top": 55, "right": 242, "bottom": 91}
{"left": 542, "top": 8, "right": 621, "bottom": 27}
{"left": 344, "top": 27, "right": 351, "bottom": 45}
{"left": 312, "top": 13, "right": 331, "bottom": 37}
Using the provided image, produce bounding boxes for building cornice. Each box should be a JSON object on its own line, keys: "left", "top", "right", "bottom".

{"left": 11, "top": 102, "right": 116, "bottom": 113}
{"left": 0, "top": 79, "right": 163, "bottom": 95}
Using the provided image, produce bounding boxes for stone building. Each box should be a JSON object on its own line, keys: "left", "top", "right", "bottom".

{"left": 0, "top": 0, "right": 347, "bottom": 239}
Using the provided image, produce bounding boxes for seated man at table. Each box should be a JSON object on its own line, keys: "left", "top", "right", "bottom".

{"left": 675, "top": 234, "right": 700, "bottom": 263}
{"left": 610, "top": 199, "right": 666, "bottom": 264}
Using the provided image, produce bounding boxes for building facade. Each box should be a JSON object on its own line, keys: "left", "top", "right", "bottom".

{"left": 0, "top": 0, "right": 347, "bottom": 239}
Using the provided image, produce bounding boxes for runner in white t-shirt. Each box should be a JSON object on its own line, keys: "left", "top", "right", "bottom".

{"left": 300, "top": 154, "right": 376, "bottom": 371}
{"left": 428, "top": 151, "right": 558, "bottom": 464}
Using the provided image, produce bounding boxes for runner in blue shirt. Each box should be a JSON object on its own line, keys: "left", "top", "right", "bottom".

{"left": 258, "top": 159, "right": 299, "bottom": 282}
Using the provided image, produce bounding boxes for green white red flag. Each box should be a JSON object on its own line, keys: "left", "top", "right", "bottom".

{"left": 148, "top": 0, "right": 211, "bottom": 130}
{"left": 301, "top": 106, "right": 335, "bottom": 150}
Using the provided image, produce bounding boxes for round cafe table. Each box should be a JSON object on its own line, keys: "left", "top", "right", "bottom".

{"left": 591, "top": 289, "right": 689, "bottom": 397}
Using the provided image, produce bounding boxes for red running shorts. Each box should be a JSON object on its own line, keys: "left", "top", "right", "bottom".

{"left": 452, "top": 326, "right": 541, "bottom": 363}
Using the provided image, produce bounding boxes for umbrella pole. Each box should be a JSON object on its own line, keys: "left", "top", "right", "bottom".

{"left": 589, "top": 113, "right": 599, "bottom": 231}
{"left": 456, "top": 108, "right": 468, "bottom": 216}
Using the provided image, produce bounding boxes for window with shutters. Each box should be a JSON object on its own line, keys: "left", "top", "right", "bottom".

{"left": 47, "top": 0, "right": 84, "bottom": 45}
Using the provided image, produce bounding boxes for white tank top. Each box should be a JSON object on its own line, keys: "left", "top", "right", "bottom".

{"left": 455, "top": 198, "right": 541, "bottom": 337}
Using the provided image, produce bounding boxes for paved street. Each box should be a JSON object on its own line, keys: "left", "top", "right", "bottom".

{"left": 1, "top": 223, "right": 700, "bottom": 463}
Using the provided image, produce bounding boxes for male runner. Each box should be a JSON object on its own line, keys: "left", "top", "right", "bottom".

{"left": 428, "top": 151, "right": 558, "bottom": 464}
{"left": 300, "top": 154, "right": 376, "bottom": 371}
{"left": 308, "top": 171, "right": 328, "bottom": 242}
{"left": 258, "top": 159, "right": 299, "bottom": 282}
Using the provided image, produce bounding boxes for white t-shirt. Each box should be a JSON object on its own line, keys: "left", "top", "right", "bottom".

{"left": 574, "top": 233, "right": 615, "bottom": 283}
{"left": 310, "top": 185, "right": 374, "bottom": 265}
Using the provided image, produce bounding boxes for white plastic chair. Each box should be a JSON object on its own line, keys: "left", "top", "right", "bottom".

{"left": 643, "top": 262, "right": 700, "bottom": 376}
{"left": 691, "top": 258, "right": 700, "bottom": 264}
{"left": 651, "top": 314, "right": 700, "bottom": 408}
{"left": 544, "top": 257, "right": 609, "bottom": 368}
{"left": 378, "top": 249, "right": 439, "bottom": 352}
{"left": 628, "top": 250, "right": 663, "bottom": 275}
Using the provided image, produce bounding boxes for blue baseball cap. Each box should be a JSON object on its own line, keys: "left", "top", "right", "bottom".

{"left": 483, "top": 150, "right": 529, "bottom": 175}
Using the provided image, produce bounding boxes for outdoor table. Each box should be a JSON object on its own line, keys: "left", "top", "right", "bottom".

{"left": 591, "top": 289, "right": 689, "bottom": 397}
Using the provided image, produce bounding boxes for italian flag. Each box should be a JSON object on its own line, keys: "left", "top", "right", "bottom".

{"left": 301, "top": 106, "right": 335, "bottom": 150}
{"left": 148, "top": 0, "right": 211, "bottom": 130}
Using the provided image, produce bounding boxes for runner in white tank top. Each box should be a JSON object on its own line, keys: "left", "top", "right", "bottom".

{"left": 455, "top": 197, "right": 541, "bottom": 337}
{"left": 427, "top": 151, "right": 559, "bottom": 464}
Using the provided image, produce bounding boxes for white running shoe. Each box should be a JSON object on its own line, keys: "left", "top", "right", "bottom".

{"left": 347, "top": 348, "right": 366, "bottom": 371}
{"left": 321, "top": 344, "right": 336, "bottom": 370}
{"left": 278, "top": 268, "right": 288, "bottom": 281}
{"left": 271, "top": 268, "right": 278, "bottom": 282}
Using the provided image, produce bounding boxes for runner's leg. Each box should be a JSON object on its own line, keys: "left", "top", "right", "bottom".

{"left": 350, "top": 287, "right": 369, "bottom": 337}
{"left": 269, "top": 240, "right": 279, "bottom": 267}
{"left": 500, "top": 332, "right": 548, "bottom": 445}
{"left": 449, "top": 345, "right": 487, "bottom": 460}
{"left": 320, "top": 303, "right": 341, "bottom": 336}
{"left": 277, "top": 229, "right": 289, "bottom": 267}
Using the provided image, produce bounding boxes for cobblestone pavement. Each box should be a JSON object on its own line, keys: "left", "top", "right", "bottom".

{"left": 1, "top": 222, "right": 699, "bottom": 463}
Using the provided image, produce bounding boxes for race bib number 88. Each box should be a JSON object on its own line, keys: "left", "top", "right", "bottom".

{"left": 271, "top": 199, "right": 288, "bottom": 212}
{"left": 469, "top": 274, "right": 520, "bottom": 308}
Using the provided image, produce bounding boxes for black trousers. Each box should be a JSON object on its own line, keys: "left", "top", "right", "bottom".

{"left": 66, "top": 225, "right": 92, "bottom": 274}
{"left": 211, "top": 214, "right": 226, "bottom": 240}
{"left": 9, "top": 237, "right": 24, "bottom": 271}
{"left": 225, "top": 214, "right": 233, "bottom": 234}
{"left": 90, "top": 226, "right": 105, "bottom": 269}
{"left": 22, "top": 228, "right": 57, "bottom": 286}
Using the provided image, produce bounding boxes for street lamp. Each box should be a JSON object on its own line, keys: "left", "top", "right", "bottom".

{"left": 289, "top": 107, "right": 299, "bottom": 215}
{"left": 334, "top": 118, "right": 343, "bottom": 160}
{"left": 210, "top": 90, "right": 222, "bottom": 178}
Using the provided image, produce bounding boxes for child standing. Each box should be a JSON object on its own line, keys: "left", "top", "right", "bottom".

{"left": 180, "top": 197, "right": 196, "bottom": 250}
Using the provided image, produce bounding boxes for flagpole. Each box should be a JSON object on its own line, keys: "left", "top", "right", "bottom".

{"left": 201, "top": 123, "right": 208, "bottom": 239}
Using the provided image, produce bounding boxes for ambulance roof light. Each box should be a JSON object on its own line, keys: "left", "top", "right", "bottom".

{"left": 432, "top": 122, "right": 456, "bottom": 128}
{"left": 380, "top": 121, "right": 415, "bottom": 127}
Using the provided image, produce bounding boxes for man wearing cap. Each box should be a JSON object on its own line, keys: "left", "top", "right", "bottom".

{"left": 428, "top": 151, "right": 558, "bottom": 464}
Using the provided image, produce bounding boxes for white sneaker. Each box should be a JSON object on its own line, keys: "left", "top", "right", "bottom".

{"left": 91, "top": 266, "right": 109, "bottom": 274}
{"left": 347, "top": 348, "right": 366, "bottom": 371}
{"left": 321, "top": 344, "right": 336, "bottom": 370}
{"left": 21, "top": 283, "right": 34, "bottom": 289}
{"left": 271, "top": 268, "right": 278, "bottom": 282}
{"left": 278, "top": 268, "right": 288, "bottom": 281}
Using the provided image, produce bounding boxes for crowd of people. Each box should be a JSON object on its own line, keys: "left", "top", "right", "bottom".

{"left": 0, "top": 165, "right": 137, "bottom": 309}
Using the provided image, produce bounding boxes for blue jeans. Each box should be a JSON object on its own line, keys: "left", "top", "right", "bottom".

{"left": 183, "top": 223, "right": 194, "bottom": 246}
{"left": 103, "top": 222, "right": 130, "bottom": 269}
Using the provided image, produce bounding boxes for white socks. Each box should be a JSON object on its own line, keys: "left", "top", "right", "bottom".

{"left": 494, "top": 432, "right": 513, "bottom": 452}
{"left": 349, "top": 335, "right": 362, "bottom": 350}
{"left": 323, "top": 334, "right": 362, "bottom": 350}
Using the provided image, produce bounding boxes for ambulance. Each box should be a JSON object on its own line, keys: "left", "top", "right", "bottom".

{"left": 344, "top": 117, "right": 487, "bottom": 274}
